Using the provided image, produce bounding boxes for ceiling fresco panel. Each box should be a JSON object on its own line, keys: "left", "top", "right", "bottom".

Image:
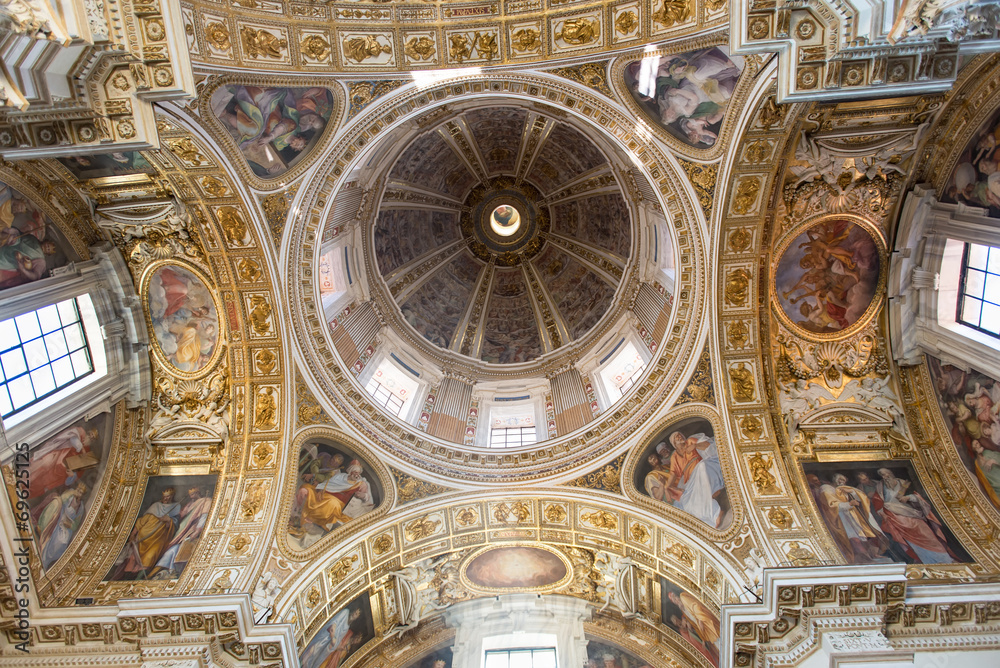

{"left": 465, "top": 107, "right": 527, "bottom": 176}
{"left": 533, "top": 249, "right": 616, "bottom": 340}
{"left": 390, "top": 130, "right": 476, "bottom": 198}
{"left": 401, "top": 251, "right": 483, "bottom": 349}
{"left": 550, "top": 192, "right": 632, "bottom": 260}
{"left": 479, "top": 268, "right": 543, "bottom": 364}
{"left": 374, "top": 209, "right": 461, "bottom": 276}
{"left": 0, "top": 180, "right": 74, "bottom": 292}
{"left": 527, "top": 121, "right": 608, "bottom": 193}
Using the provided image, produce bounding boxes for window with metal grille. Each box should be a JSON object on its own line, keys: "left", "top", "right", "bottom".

{"left": 957, "top": 242, "right": 1000, "bottom": 339}
{"left": 0, "top": 299, "right": 93, "bottom": 419}
{"left": 615, "top": 361, "right": 647, "bottom": 396}
{"left": 488, "top": 426, "right": 537, "bottom": 449}
{"left": 483, "top": 648, "right": 556, "bottom": 668}
{"left": 365, "top": 376, "right": 405, "bottom": 416}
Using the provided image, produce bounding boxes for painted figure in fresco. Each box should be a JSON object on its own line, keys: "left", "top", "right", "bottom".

{"left": 59, "top": 152, "right": 155, "bottom": 180}
{"left": 625, "top": 47, "right": 741, "bottom": 148}
{"left": 121, "top": 487, "right": 182, "bottom": 579}
{"left": 37, "top": 482, "right": 88, "bottom": 569}
{"left": 0, "top": 183, "right": 66, "bottom": 290}
{"left": 148, "top": 266, "right": 218, "bottom": 373}
{"left": 211, "top": 86, "right": 333, "bottom": 177}
{"left": 870, "top": 468, "right": 958, "bottom": 564}
{"left": 149, "top": 486, "right": 212, "bottom": 578}
{"left": 300, "top": 607, "right": 363, "bottom": 668}
{"left": 644, "top": 428, "right": 726, "bottom": 527}
{"left": 293, "top": 457, "right": 373, "bottom": 532}
{"left": 945, "top": 106, "right": 1000, "bottom": 215}
{"left": 807, "top": 473, "right": 891, "bottom": 564}
{"left": 28, "top": 425, "right": 100, "bottom": 500}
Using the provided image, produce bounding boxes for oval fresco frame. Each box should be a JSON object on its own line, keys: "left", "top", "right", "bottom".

{"left": 609, "top": 36, "right": 760, "bottom": 162}
{"left": 200, "top": 75, "right": 343, "bottom": 192}
{"left": 140, "top": 259, "right": 225, "bottom": 380}
{"left": 458, "top": 542, "right": 573, "bottom": 595}
{"left": 277, "top": 426, "right": 396, "bottom": 560}
{"left": 770, "top": 213, "right": 888, "bottom": 342}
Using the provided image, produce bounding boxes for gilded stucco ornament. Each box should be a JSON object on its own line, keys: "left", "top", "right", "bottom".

{"left": 343, "top": 35, "right": 392, "bottom": 63}
{"left": 555, "top": 18, "right": 599, "bottom": 45}
{"left": 652, "top": 0, "right": 693, "bottom": 28}
{"left": 241, "top": 27, "right": 287, "bottom": 59}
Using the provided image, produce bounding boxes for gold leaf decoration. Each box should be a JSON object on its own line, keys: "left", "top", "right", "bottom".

{"left": 549, "top": 61, "right": 613, "bottom": 98}
{"left": 392, "top": 468, "right": 453, "bottom": 504}
{"left": 675, "top": 345, "right": 715, "bottom": 405}
{"left": 565, "top": 453, "right": 624, "bottom": 493}
{"left": 676, "top": 157, "right": 717, "bottom": 217}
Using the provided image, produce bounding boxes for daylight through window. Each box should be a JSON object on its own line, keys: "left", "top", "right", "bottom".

{"left": 483, "top": 648, "right": 557, "bottom": 668}
{"left": 0, "top": 298, "right": 93, "bottom": 418}
{"left": 957, "top": 242, "right": 1000, "bottom": 338}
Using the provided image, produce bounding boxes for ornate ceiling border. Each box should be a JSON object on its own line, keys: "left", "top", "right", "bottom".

{"left": 283, "top": 71, "right": 706, "bottom": 483}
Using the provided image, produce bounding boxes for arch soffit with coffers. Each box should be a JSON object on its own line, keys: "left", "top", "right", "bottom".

{"left": 282, "top": 72, "right": 708, "bottom": 483}
{"left": 271, "top": 487, "right": 749, "bottom": 640}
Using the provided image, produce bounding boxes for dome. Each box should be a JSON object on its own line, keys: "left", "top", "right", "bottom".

{"left": 370, "top": 104, "right": 633, "bottom": 367}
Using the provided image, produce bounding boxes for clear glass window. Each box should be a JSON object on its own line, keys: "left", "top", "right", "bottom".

{"left": 0, "top": 298, "right": 93, "bottom": 418}
{"left": 958, "top": 243, "right": 1000, "bottom": 338}
{"left": 365, "top": 376, "right": 405, "bottom": 416}
{"left": 484, "top": 648, "right": 556, "bottom": 668}
{"left": 488, "top": 426, "right": 537, "bottom": 449}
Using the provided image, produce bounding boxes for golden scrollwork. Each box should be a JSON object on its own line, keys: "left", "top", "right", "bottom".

{"left": 200, "top": 176, "right": 229, "bottom": 197}
{"left": 205, "top": 22, "right": 231, "bottom": 51}
{"left": 652, "top": 0, "right": 692, "bottom": 28}
{"left": 328, "top": 555, "right": 358, "bottom": 586}
{"left": 727, "top": 320, "right": 750, "bottom": 348}
{"left": 581, "top": 510, "right": 618, "bottom": 531}
{"left": 254, "top": 349, "right": 277, "bottom": 375}
{"left": 729, "top": 362, "right": 756, "bottom": 401}
{"left": 343, "top": 35, "right": 391, "bottom": 63}
{"left": 740, "top": 415, "right": 763, "bottom": 440}
{"left": 732, "top": 176, "right": 762, "bottom": 215}
{"left": 241, "top": 27, "right": 287, "bottom": 59}
{"left": 167, "top": 137, "right": 206, "bottom": 166}
{"left": 676, "top": 158, "right": 717, "bottom": 214}
{"left": 228, "top": 534, "right": 251, "bottom": 555}
{"left": 676, "top": 347, "right": 714, "bottom": 405}
{"left": 235, "top": 258, "right": 262, "bottom": 283}
{"left": 725, "top": 268, "right": 751, "bottom": 307}
{"left": 748, "top": 452, "right": 781, "bottom": 495}
{"left": 248, "top": 296, "right": 272, "bottom": 336}
{"left": 301, "top": 34, "right": 331, "bottom": 60}
{"left": 565, "top": 454, "right": 623, "bottom": 492}
{"left": 767, "top": 507, "right": 792, "bottom": 529}
{"left": 493, "top": 501, "right": 531, "bottom": 523}
{"left": 210, "top": 570, "right": 233, "bottom": 594}
{"left": 253, "top": 387, "right": 277, "bottom": 430}
{"left": 404, "top": 36, "right": 435, "bottom": 61}
{"left": 217, "top": 206, "right": 248, "bottom": 246}
{"left": 455, "top": 507, "right": 479, "bottom": 526}
{"left": 241, "top": 480, "right": 267, "bottom": 520}
{"left": 615, "top": 11, "right": 638, "bottom": 35}
{"left": 629, "top": 522, "right": 650, "bottom": 543}
{"left": 251, "top": 442, "right": 274, "bottom": 469}
{"left": 511, "top": 28, "right": 542, "bottom": 53}
{"left": 307, "top": 587, "right": 321, "bottom": 606}
{"left": 729, "top": 227, "right": 752, "bottom": 253}
{"left": 784, "top": 541, "right": 819, "bottom": 566}
{"left": 405, "top": 516, "right": 441, "bottom": 541}
{"left": 372, "top": 533, "right": 393, "bottom": 555}
{"left": 395, "top": 471, "right": 450, "bottom": 503}
{"left": 544, "top": 504, "right": 567, "bottom": 523}
{"left": 667, "top": 542, "right": 695, "bottom": 567}
{"left": 556, "top": 18, "right": 599, "bottom": 45}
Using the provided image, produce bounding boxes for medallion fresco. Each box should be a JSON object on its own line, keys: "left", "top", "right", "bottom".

{"left": 288, "top": 440, "right": 382, "bottom": 550}
{"left": 585, "top": 638, "right": 655, "bottom": 668}
{"left": 942, "top": 104, "right": 1000, "bottom": 217}
{"left": 774, "top": 218, "right": 882, "bottom": 336}
{"left": 0, "top": 181, "right": 72, "bottom": 292}
{"left": 634, "top": 417, "right": 732, "bottom": 529}
{"left": 803, "top": 460, "right": 972, "bottom": 565}
{"left": 58, "top": 152, "right": 156, "bottom": 180}
{"left": 299, "top": 592, "right": 375, "bottom": 668}
{"left": 145, "top": 263, "right": 220, "bottom": 375}
{"left": 105, "top": 474, "right": 217, "bottom": 581}
{"left": 463, "top": 545, "right": 568, "bottom": 590}
{"left": 624, "top": 47, "right": 742, "bottom": 149}
{"left": 16, "top": 413, "right": 114, "bottom": 570}
{"left": 927, "top": 356, "right": 1000, "bottom": 508}
{"left": 210, "top": 85, "right": 334, "bottom": 178}
{"left": 660, "top": 579, "right": 721, "bottom": 667}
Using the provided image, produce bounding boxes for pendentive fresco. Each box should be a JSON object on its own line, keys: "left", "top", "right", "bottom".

{"left": 0, "top": 181, "right": 73, "bottom": 291}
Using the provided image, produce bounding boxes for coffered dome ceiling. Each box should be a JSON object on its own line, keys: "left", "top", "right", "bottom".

{"left": 372, "top": 106, "right": 631, "bottom": 365}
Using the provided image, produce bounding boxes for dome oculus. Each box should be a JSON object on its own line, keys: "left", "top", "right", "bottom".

{"left": 490, "top": 205, "right": 521, "bottom": 236}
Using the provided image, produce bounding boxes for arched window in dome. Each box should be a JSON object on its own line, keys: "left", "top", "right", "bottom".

{"left": 955, "top": 242, "right": 1000, "bottom": 339}
{"left": 363, "top": 355, "right": 422, "bottom": 420}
